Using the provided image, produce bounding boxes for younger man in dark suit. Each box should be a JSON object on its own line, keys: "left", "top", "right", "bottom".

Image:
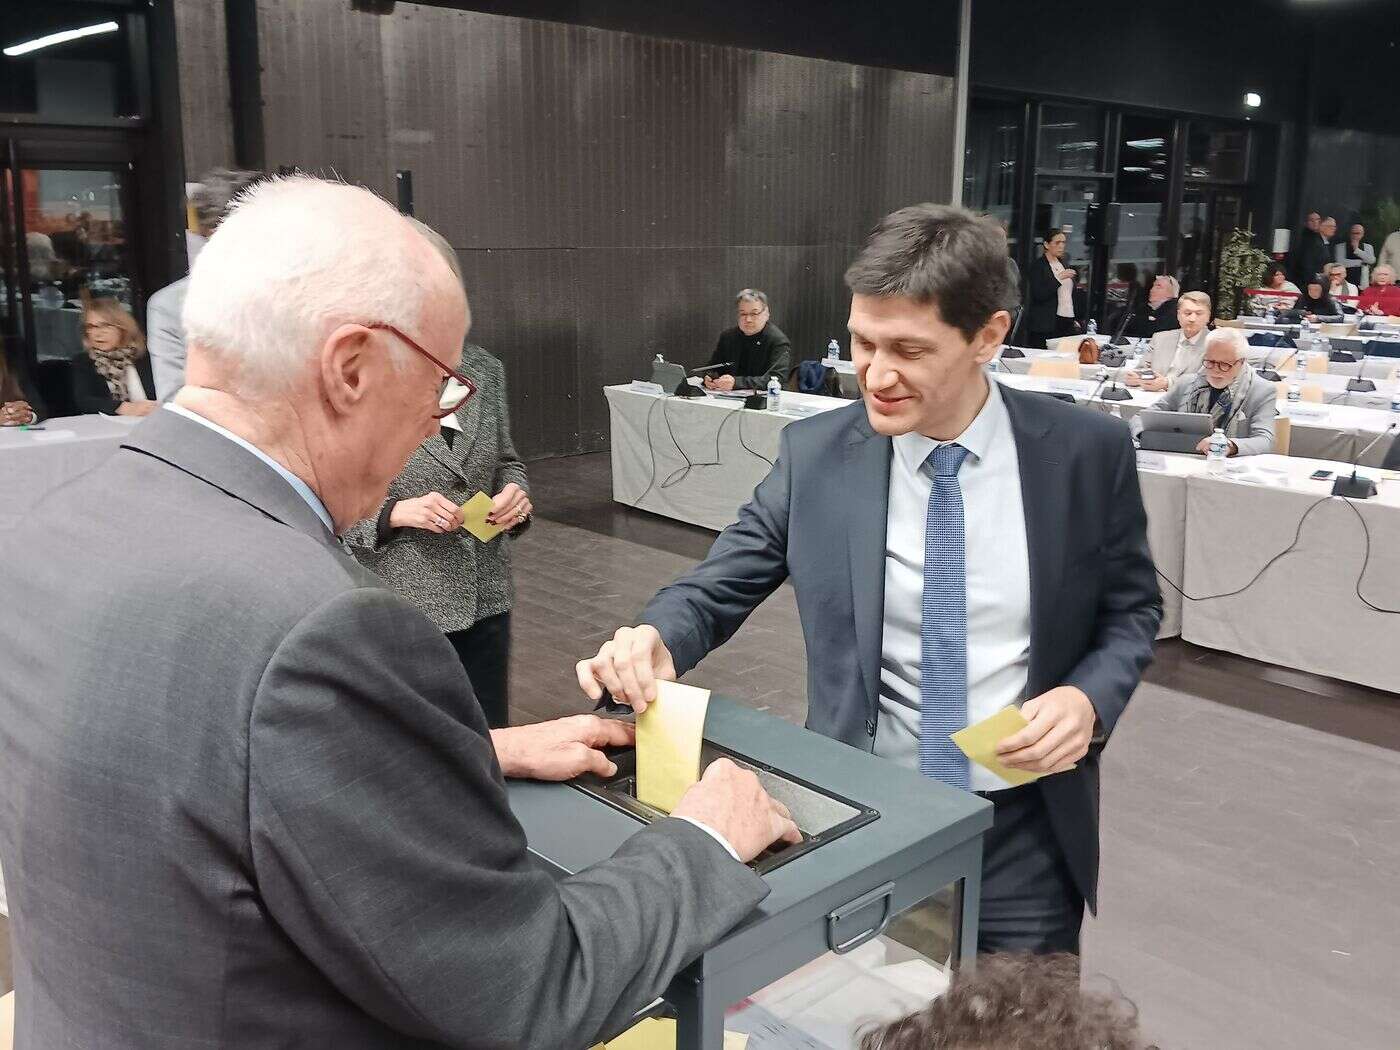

{"left": 579, "top": 204, "right": 1162, "bottom": 954}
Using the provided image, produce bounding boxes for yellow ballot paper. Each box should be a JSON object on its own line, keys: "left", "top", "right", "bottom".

{"left": 635, "top": 680, "right": 710, "bottom": 813}
{"left": 950, "top": 706, "right": 1071, "bottom": 787}
{"left": 458, "top": 491, "right": 505, "bottom": 543}
{"left": 598, "top": 1017, "right": 748, "bottom": 1050}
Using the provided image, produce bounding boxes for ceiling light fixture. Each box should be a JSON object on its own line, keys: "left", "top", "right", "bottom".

{"left": 3, "top": 21, "right": 119, "bottom": 58}
{"left": 1244, "top": 92, "right": 1262, "bottom": 108}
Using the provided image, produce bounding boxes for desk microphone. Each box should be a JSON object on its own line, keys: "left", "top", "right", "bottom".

{"left": 1346, "top": 343, "right": 1376, "bottom": 394}
{"left": 1100, "top": 361, "right": 1133, "bottom": 401}
{"left": 1256, "top": 344, "right": 1283, "bottom": 383}
{"left": 1331, "top": 422, "right": 1398, "bottom": 500}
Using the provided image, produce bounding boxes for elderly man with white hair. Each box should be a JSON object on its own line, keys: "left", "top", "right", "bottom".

{"left": 0, "top": 175, "right": 799, "bottom": 1050}
{"left": 1135, "top": 328, "right": 1278, "bottom": 457}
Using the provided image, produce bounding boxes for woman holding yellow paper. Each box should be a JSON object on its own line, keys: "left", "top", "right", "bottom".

{"left": 344, "top": 222, "right": 530, "bottom": 729}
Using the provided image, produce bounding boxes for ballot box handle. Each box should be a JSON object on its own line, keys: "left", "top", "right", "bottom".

{"left": 826, "top": 881, "right": 896, "bottom": 955}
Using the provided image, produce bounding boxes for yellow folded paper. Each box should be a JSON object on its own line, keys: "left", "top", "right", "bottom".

{"left": 635, "top": 680, "right": 710, "bottom": 813}
{"left": 459, "top": 491, "right": 505, "bottom": 543}
{"left": 950, "top": 706, "right": 1072, "bottom": 787}
{"left": 599, "top": 1017, "right": 748, "bottom": 1050}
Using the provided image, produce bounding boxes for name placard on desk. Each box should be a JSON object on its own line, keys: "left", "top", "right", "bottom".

{"left": 1135, "top": 451, "right": 1169, "bottom": 472}
{"left": 627, "top": 381, "right": 666, "bottom": 396}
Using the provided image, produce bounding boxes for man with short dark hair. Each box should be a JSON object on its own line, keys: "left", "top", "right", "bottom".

{"left": 702, "top": 289, "right": 792, "bottom": 392}
{"left": 579, "top": 204, "right": 1162, "bottom": 954}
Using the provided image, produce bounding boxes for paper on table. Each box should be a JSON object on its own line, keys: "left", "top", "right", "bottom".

{"left": 950, "top": 706, "right": 1072, "bottom": 787}
{"left": 598, "top": 1018, "right": 749, "bottom": 1050}
{"left": 635, "top": 680, "right": 710, "bottom": 813}
{"left": 459, "top": 491, "right": 505, "bottom": 543}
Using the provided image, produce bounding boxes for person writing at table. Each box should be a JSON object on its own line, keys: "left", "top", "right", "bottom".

{"left": 1358, "top": 265, "right": 1400, "bottom": 316}
{"left": 1126, "top": 290, "right": 1212, "bottom": 392}
{"left": 702, "top": 288, "right": 791, "bottom": 392}
{"left": 1, "top": 337, "right": 44, "bottom": 426}
{"left": 1025, "top": 227, "right": 1081, "bottom": 349}
{"left": 70, "top": 294, "right": 158, "bottom": 417}
{"left": 1134, "top": 329, "right": 1276, "bottom": 458}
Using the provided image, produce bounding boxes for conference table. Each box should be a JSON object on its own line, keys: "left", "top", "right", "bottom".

{"left": 605, "top": 382, "right": 1400, "bottom": 690}
{"left": 0, "top": 414, "right": 142, "bottom": 531}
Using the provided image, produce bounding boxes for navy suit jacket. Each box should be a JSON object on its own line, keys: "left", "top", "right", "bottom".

{"left": 642, "top": 383, "right": 1163, "bottom": 908}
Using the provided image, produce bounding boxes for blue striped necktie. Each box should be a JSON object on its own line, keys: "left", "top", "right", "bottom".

{"left": 919, "top": 442, "right": 971, "bottom": 789}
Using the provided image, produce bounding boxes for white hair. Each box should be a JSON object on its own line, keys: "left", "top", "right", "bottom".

{"left": 1205, "top": 327, "right": 1247, "bottom": 361}
{"left": 182, "top": 175, "right": 458, "bottom": 397}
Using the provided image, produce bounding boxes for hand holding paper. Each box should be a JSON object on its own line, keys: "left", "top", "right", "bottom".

{"left": 988, "top": 685, "right": 1096, "bottom": 777}
{"left": 636, "top": 681, "right": 710, "bottom": 812}
{"left": 460, "top": 491, "right": 506, "bottom": 543}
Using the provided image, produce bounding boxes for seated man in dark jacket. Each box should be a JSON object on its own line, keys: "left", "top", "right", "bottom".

{"left": 703, "top": 288, "right": 792, "bottom": 391}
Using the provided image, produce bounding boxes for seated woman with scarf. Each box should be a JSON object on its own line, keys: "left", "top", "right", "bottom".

{"left": 70, "top": 294, "right": 158, "bottom": 417}
{"left": 1133, "top": 328, "right": 1277, "bottom": 457}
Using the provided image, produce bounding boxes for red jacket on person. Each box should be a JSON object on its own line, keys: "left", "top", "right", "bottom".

{"left": 1358, "top": 284, "right": 1400, "bottom": 316}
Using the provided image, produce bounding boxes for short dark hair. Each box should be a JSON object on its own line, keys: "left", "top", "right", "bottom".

{"left": 844, "top": 204, "right": 1015, "bottom": 339}
{"left": 859, "top": 954, "right": 1154, "bottom": 1050}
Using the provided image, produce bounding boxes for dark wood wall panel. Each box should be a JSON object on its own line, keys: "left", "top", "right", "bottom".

{"left": 254, "top": 0, "right": 954, "bottom": 458}
{"left": 173, "top": 0, "right": 236, "bottom": 175}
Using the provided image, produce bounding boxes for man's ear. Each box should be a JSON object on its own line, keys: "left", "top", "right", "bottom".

{"left": 973, "top": 310, "right": 1012, "bottom": 365}
{"left": 319, "top": 324, "right": 375, "bottom": 416}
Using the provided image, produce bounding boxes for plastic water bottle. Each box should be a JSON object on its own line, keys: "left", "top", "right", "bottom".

{"left": 766, "top": 375, "right": 781, "bottom": 412}
{"left": 826, "top": 338, "right": 841, "bottom": 362}
{"left": 1087, "top": 319, "right": 1098, "bottom": 336}
{"left": 1294, "top": 347, "right": 1308, "bottom": 383}
{"left": 1206, "top": 428, "right": 1228, "bottom": 473}
{"left": 1286, "top": 382, "right": 1301, "bottom": 405}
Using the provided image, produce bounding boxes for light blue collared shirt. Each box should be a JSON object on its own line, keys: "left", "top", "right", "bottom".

{"left": 163, "top": 403, "right": 336, "bottom": 535}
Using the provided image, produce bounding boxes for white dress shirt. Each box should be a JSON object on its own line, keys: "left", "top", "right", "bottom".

{"left": 874, "top": 377, "right": 1032, "bottom": 793}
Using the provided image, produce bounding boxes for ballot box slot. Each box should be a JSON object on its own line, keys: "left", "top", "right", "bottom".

{"left": 571, "top": 741, "right": 879, "bottom": 875}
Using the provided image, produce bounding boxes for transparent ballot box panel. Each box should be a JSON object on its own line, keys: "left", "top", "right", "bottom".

{"left": 718, "top": 885, "right": 959, "bottom": 1049}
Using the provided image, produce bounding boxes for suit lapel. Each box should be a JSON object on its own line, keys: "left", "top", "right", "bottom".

{"left": 422, "top": 400, "right": 485, "bottom": 485}
{"left": 999, "top": 385, "right": 1063, "bottom": 694}
{"left": 844, "top": 415, "right": 892, "bottom": 720}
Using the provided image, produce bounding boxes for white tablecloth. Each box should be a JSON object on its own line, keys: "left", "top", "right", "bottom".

{"left": 605, "top": 385, "right": 844, "bottom": 532}
{"left": 0, "top": 414, "right": 140, "bottom": 530}
{"left": 1177, "top": 454, "right": 1400, "bottom": 693}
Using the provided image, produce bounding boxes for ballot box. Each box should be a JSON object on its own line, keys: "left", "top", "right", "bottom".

{"left": 507, "top": 698, "right": 992, "bottom": 1050}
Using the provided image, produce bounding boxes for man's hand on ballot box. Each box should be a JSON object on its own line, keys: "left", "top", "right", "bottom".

{"left": 491, "top": 715, "right": 635, "bottom": 781}
{"left": 674, "top": 759, "right": 802, "bottom": 862}
{"left": 576, "top": 624, "right": 676, "bottom": 713}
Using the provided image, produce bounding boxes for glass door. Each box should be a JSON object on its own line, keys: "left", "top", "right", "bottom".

{"left": 1178, "top": 187, "right": 1243, "bottom": 298}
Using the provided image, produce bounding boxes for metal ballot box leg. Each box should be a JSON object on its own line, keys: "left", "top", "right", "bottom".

{"left": 669, "top": 836, "right": 984, "bottom": 1050}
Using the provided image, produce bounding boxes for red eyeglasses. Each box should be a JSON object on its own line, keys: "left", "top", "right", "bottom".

{"left": 364, "top": 322, "right": 476, "bottom": 419}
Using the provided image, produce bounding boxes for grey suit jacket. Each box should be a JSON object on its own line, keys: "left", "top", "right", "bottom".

{"left": 1145, "top": 327, "right": 1206, "bottom": 384}
{"left": 345, "top": 345, "right": 528, "bottom": 632}
{"left": 145, "top": 275, "right": 188, "bottom": 400}
{"left": 0, "top": 408, "right": 765, "bottom": 1050}
{"left": 1149, "top": 366, "right": 1278, "bottom": 457}
{"left": 641, "top": 387, "right": 1162, "bottom": 909}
